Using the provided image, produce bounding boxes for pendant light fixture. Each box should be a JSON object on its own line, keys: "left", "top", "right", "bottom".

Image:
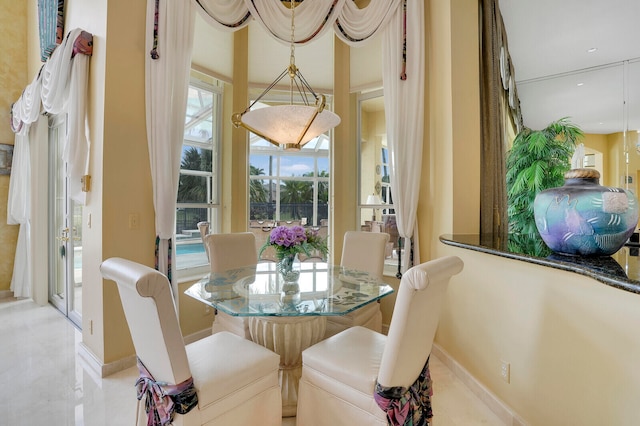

{"left": 232, "top": 0, "right": 340, "bottom": 151}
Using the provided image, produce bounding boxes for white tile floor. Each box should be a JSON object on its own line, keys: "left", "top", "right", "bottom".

{"left": 0, "top": 298, "right": 507, "bottom": 426}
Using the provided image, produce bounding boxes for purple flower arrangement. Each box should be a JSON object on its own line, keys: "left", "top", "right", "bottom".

{"left": 259, "top": 225, "right": 328, "bottom": 261}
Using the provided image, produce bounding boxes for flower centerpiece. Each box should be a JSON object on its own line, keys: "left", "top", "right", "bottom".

{"left": 259, "top": 225, "right": 328, "bottom": 283}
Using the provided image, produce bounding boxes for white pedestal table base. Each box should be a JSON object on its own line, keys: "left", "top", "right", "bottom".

{"left": 249, "top": 316, "right": 327, "bottom": 417}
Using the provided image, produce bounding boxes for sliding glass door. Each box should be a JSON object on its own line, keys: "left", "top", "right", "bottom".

{"left": 48, "top": 116, "right": 82, "bottom": 328}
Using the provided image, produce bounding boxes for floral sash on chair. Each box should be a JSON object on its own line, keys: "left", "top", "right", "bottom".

{"left": 374, "top": 356, "right": 433, "bottom": 426}
{"left": 135, "top": 358, "right": 198, "bottom": 426}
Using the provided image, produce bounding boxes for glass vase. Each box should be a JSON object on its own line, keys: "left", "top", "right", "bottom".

{"left": 278, "top": 253, "right": 301, "bottom": 308}
{"left": 278, "top": 253, "right": 301, "bottom": 284}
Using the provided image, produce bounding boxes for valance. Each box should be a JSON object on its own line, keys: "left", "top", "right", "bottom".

{"left": 193, "top": 0, "right": 402, "bottom": 47}
{"left": 10, "top": 28, "right": 93, "bottom": 205}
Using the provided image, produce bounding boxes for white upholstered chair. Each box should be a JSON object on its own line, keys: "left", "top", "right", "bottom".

{"left": 99, "top": 257, "right": 282, "bottom": 426}
{"left": 204, "top": 232, "right": 257, "bottom": 339}
{"left": 296, "top": 256, "right": 464, "bottom": 425}
{"left": 324, "top": 231, "right": 390, "bottom": 338}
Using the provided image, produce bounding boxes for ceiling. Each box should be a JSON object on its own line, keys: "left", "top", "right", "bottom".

{"left": 498, "top": 0, "right": 640, "bottom": 134}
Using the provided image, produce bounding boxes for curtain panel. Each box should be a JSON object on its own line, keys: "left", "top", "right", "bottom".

{"left": 8, "top": 28, "right": 93, "bottom": 298}
{"left": 383, "top": 0, "right": 424, "bottom": 273}
{"left": 145, "top": 0, "right": 196, "bottom": 292}
{"left": 479, "top": 0, "right": 522, "bottom": 243}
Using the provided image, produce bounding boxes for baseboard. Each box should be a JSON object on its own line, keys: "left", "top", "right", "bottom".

{"left": 432, "top": 344, "right": 527, "bottom": 426}
{"left": 78, "top": 342, "right": 136, "bottom": 379}
{"left": 381, "top": 323, "right": 390, "bottom": 335}
{"left": 76, "top": 327, "right": 211, "bottom": 380}
{"left": 0, "top": 290, "right": 14, "bottom": 299}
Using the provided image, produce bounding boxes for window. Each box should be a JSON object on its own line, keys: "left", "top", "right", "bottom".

{"left": 248, "top": 99, "right": 331, "bottom": 261}
{"left": 358, "top": 90, "right": 398, "bottom": 276}
{"left": 175, "top": 78, "right": 221, "bottom": 275}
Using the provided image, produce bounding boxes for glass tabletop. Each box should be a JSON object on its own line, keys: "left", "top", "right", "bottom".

{"left": 184, "top": 262, "right": 394, "bottom": 317}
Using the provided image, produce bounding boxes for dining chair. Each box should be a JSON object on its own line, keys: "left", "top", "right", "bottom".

{"left": 204, "top": 232, "right": 257, "bottom": 338}
{"left": 99, "top": 257, "right": 282, "bottom": 426}
{"left": 296, "top": 256, "right": 464, "bottom": 425}
{"left": 324, "top": 230, "right": 390, "bottom": 338}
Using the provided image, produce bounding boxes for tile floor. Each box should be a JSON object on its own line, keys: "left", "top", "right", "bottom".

{"left": 0, "top": 298, "right": 507, "bottom": 426}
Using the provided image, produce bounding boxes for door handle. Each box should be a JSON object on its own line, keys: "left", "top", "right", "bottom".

{"left": 58, "top": 228, "right": 70, "bottom": 242}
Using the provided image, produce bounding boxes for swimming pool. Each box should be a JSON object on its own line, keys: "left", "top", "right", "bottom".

{"left": 176, "top": 243, "right": 206, "bottom": 255}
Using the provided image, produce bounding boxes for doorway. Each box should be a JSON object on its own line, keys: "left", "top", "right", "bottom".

{"left": 48, "top": 116, "right": 82, "bottom": 328}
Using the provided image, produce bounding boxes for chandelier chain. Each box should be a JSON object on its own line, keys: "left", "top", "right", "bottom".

{"left": 289, "top": 0, "right": 296, "bottom": 104}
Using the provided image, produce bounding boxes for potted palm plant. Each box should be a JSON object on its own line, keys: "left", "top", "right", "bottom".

{"left": 506, "top": 117, "right": 584, "bottom": 256}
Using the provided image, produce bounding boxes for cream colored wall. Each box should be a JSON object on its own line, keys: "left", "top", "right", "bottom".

{"left": 57, "top": 0, "right": 155, "bottom": 364}
{"left": 179, "top": 279, "right": 215, "bottom": 336}
{"left": 0, "top": 1, "right": 25, "bottom": 293}
{"left": 436, "top": 246, "right": 640, "bottom": 425}
{"left": 228, "top": 28, "right": 249, "bottom": 233}
{"left": 331, "top": 37, "right": 357, "bottom": 264}
{"left": 582, "top": 133, "right": 608, "bottom": 183}
{"left": 624, "top": 131, "right": 640, "bottom": 195}
{"left": 429, "top": 0, "right": 640, "bottom": 424}
{"left": 425, "top": 0, "right": 480, "bottom": 253}
{"left": 360, "top": 109, "right": 385, "bottom": 212}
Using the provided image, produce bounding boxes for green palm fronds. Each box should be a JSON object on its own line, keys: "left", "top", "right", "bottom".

{"left": 506, "top": 118, "right": 583, "bottom": 255}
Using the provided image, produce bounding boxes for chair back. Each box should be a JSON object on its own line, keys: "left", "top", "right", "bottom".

{"left": 341, "top": 231, "right": 389, "bottom": 279}
{"left": 100, "top": 258, "right": 191, "bottom": 385}
{"left": 197, "top": 221, "right": 210, "bottom": 260}
{"left": 204, "top": 232, "right": 258, "bottom": 272}
{"left": 377, "top": 256, "right": 463, "bottom": 388}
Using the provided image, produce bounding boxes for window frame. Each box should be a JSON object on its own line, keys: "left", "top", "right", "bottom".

{"left": 357, "top": 89, "right": 399, "bottom": 277}
{"left": 175, "top": 77, "right": 222, "bottom": 279}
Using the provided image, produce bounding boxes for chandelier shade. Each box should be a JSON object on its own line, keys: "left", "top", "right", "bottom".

{"left": 236, "top": 101, "right": 340, "bottom": 150}
{"left": 232, "top": 0, "right": 340, "bottom": 150}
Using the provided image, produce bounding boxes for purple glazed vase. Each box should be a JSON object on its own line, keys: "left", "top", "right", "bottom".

{"left": 533, "top": 168, "right": 639, "bottom": 256}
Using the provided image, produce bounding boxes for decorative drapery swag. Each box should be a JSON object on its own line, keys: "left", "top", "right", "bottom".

{"left": 7, "top": 28, "right": 93, "bottom": 299}
{"left": 10, "top": 28, "right": 93, "bottom": 205}
{"left": 374, "top": 356, "right": 433, "bottom": 426}
{"left": 192, "top": 0, "right": 402, "bottom": 47}
{"left": 147, "top": 0, "right": 424, "bottom": 288}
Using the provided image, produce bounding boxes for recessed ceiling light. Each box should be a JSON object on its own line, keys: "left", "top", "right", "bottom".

{"left": 587, "top": 47, "right": 597, "bottom": 53}
{"left": 577, "top": 82, "right": 584, "bottom": 87}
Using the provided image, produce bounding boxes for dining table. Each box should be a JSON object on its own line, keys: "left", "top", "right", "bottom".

{"left": 184, "top": 261, "right": 394, "bottom": 417}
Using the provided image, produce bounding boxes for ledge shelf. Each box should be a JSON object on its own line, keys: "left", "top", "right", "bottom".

{"left": 440, "top": 234, "right": 640, "bottom": 295}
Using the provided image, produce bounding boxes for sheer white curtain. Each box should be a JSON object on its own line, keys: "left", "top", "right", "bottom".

{"left": 383, "top": 0, "right": 425, "bottom": 273}
{"left": 145, "top": 0, "right": 195, "bottom": 293}
{"left": 7, "top": 135, "right": 31, "bottom": 298}
{"left": 8, "top": 28, "right": 93, "bottom": 298}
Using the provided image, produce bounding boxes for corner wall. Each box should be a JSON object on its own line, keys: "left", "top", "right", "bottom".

{"left": 427, "top": 0, "right": 640, "bottom": 424}
{"left": 0, "top": 2, "right": 26, "bottom": 294}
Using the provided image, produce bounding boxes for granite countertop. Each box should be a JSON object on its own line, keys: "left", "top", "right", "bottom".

{"left": 440, "top": 234, "right": 640, "bottom": 295}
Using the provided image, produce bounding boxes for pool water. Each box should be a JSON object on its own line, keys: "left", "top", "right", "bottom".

{"left": 176, "top": 243, "right": 205, "bottom": 255}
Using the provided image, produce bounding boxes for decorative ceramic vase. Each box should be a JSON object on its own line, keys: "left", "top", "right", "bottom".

{"left": 533, "top": 168, "right": 639, "bottom": 256}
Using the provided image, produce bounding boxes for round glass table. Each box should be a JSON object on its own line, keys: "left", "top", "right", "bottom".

{"left": 185, "top": 261, "right": 394, "bottom": 416}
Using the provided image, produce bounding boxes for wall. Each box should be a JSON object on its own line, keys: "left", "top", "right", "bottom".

{"left": 428, "top": 0, "right": 640, "bottom": 424}
{"left": 0, "top": 1, "right": 25, "bottom": 294}
{"left": 33, "top": 0, "right": 155, "bottom": 366}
